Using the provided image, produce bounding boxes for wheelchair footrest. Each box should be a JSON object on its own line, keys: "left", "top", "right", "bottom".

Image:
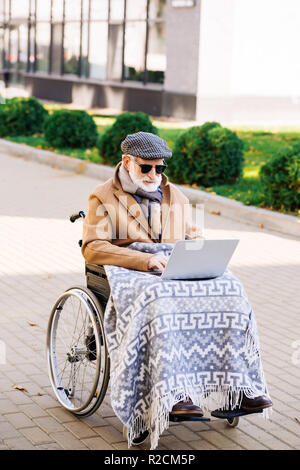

{"left": 169, "top": 414, "right": 210, "bottom": 422}
{"left": 211, "top": 408, "right": 263, "bottom": 419}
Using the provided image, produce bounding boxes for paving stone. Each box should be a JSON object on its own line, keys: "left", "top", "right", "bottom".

{"left": 33, "top": 416, "right": 66, "bottom": 433}
{"left": 189, "top": 439, "right": 219, "bottom": 450}
{"left": 49, "top": 431, "right": 88, "bottom": 450}
{"left": 199, "top": 431, "right": 244, "bottom": 450}
{"left": 20, "top": 427, "right": 54, "bottom": 445}
{"left": 35, "top": 442, "right": 64, "bottom": 450}
{"left": 46, "top": 407, "right": 78, "bottom": 424}
{"left": 81, "top": 436, "right": 115, "bottom": 450}
{"left": 3, "top": 390, "right": 33, "bottom": 405}
{"left": 0, "top": 422, "right": 22, "bottom": 440}
{"left": 4, "top": 412, "right": 34, "bottom": 429}
{"left": 19, "top": 403, "right": 48, "bottom": 419}
{"left": 168, "top": 424, "right": 201, "bottom": 442}
{"left": 31, "top": 394, "right": 61, "bottom": 410}
{"left": 64, "top": 421, "right": 98, "bottom": 439}
{"left": 0, "top": 399, "right": 19, "bottom": 414}
{"left": 4, "top": 436, "right": 36, "bottom": 450}
{"left": 94, "top": 425, "right": 124, "bottom": 443}
{"left": 157, "top": 435, "right": 193, "bottom": 450}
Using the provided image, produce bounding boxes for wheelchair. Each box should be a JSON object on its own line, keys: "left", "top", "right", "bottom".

{"left": 46, "top": 211, "right": 111, "bottom": 418}
{"left": 46, "top": 211, "right": 263, "bottom": 448}
{"left": 46, "top": 210, "right": 153, "bottom": 445}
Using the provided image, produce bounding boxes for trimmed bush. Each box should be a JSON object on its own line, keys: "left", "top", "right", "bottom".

{"left": 0, "top": 96, "right": 48, "bottom": 137}
{"left": 43, "top": 109, "right": 98, "bottom": 148}
{"left": 97, "top": 112, "right": 158, "bottom": 166}
{"left": 259, "top": 145, "right": 300, "bottom": 212}
{"left": 166, "top": 122, "right": 244, "bottom": 187}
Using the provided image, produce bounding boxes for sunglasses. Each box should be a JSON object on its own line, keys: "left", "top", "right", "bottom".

{"left": 130, "top": 157, "right": 167, "bottom": 175}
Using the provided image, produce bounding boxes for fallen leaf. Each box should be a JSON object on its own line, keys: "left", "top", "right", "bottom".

{"left": 28, "top": 321, "right": 37, "bottom": 327}
{"left": 36, "top": 392, "right": 44, "bottom": 396}
{"left": 208, "top": 210, "right": 221, "bottom": 216}
{"left": 12, "top": 384, "right": 28, "bottom": 393}
{"left": 258, "top": 224, "right": 264, "bottom": 229}
{"left": 295, "top": 417, "right": 300, "bottom": 424}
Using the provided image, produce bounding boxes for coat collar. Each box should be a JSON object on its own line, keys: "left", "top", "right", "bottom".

{"left": 112, "top": 161, "right": 171, "bottom": 241}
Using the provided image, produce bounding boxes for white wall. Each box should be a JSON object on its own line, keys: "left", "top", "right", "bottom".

{"left": 198, "top": 0, "right": 300, "bottom": 97}
{"left": 197, "top": 0, "right": 235, "bottom": 96}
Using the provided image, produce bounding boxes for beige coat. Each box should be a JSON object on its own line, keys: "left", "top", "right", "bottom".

{"left": 81, "top": 162, "right": 203, "bottom": 271}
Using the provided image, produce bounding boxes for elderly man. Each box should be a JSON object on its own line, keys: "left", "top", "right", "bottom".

{"left": 82, "top": 131, "right": 205, "bottom": 417}
{"left": 81, "top": 132, "right": 272, "bottom": 445}
{"left": 81, "top": 132, "right": 202, "bottom": 273}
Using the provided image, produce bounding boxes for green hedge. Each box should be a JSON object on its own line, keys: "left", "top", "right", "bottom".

{"left": 43, "top": 109, "right": 98, "bottom": 148}
{"left": 0, "top": 97, "right": 48, "bottom": 137}
{"left": 166, "top": 122, "right": 244, "bottom": 187}
{"left": 259, "top": 145, "right": 300, "bottom": 211}
{"left": 97, "top": 112, "right": 158, "bottom": 166}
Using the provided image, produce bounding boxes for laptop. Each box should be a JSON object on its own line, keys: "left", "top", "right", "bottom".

{"left": 149, "top": 239, "right": 239, "bottom": 280}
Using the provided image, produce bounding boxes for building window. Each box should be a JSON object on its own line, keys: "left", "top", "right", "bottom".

{"left": 123, "top": 0, "right": 166, "bottom": 84}
{"left": 51, "top": 22, "right": 63, "bottom": 75}
{"left": 87, "top": 0, "right": 109, "bottom": 80}
{"left": 64, "top": 0, "right": 81, "bottom": 22}
{"left": 36, "top": 0, "right": 51, "bottom": 22}
{"left": 90, "top": 0, "right": 108, "bottom": 20}
{"left": 36, "top": 22, "right": 50, "bottom": 73}
{"left": 124, "top": 21, "right": 147, "bottom": 81}
{"left": 0, "top": 0, "right": 166, "bottom": 86}
{"left": 52, "top": 0, "right": 64, "bottom": 22}
{"left": 146, "top": 19, "right": 166, "bottom": 84}
{"left": 18, "top": 23, "right": 28, "bottom": 73}
{"left": 110, "top": 0, "right": 125, "bottom": 21}
{"left": 64, "top": 21, "right": 81, "bottom": 75}
{"left": 107, "top": 23, "right": 123, "bottom": 81}
{"left": 10, "top": 0, "right": 29, "bottom": 22}
{"left": 89, "top": 21, "right": 108, "bottom": 80}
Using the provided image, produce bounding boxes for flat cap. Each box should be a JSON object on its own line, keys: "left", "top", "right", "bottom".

{"left": 121, "top": 131, "right": 172, "bottom": 160}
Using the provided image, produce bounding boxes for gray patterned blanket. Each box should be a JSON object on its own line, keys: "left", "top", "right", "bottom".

{"left": 103, "top": 242, "right": 270, "bottom": 449}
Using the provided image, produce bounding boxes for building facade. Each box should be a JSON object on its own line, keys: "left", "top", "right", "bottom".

{"left": 1, "top": 0, "right": 300, "bottom": 123}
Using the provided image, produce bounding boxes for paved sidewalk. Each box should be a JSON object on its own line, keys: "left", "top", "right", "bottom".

{"left": 0, "top": 152, "right": 300, "bottom": 450}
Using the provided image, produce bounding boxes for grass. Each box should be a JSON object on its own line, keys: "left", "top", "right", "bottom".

{"left": 4, "top": 109, "right": 300, "bottom": 217}
{"left": 201, "top": 129, "right": 300, "bottom": 213}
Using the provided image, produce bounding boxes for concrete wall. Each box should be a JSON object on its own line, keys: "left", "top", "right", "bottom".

{"left": 197, "top": 0, "right": 300, "bottom": 124}
{"left": 164, "top": 0, "right": 202, "bottom": 95}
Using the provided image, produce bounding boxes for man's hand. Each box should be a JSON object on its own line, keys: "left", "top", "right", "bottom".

{"left": 147, "top": 254, "right": 168, "bottom": 272}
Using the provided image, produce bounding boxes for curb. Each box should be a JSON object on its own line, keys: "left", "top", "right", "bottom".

{"left": 1, "top": 138, "right": 299, "bottom": 239}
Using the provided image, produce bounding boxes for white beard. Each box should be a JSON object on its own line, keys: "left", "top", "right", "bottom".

{"left": 129, "top": 163, "right": 162, "bottom": 192}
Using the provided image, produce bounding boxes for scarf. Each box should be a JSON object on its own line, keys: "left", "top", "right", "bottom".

{"left": 118, "top": 163, "right": 163, "bottom": 240}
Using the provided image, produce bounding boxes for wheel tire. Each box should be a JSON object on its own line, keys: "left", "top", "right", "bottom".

{"left": 227, "top": 416, "right": 239, "bottom": 427}
{"left": 46, "top": 286, "right": 110, "bottom": 417}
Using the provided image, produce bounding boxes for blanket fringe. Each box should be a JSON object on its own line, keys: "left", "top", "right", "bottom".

{"left": 126, "top": 383, "right": 270, "bottom": 450}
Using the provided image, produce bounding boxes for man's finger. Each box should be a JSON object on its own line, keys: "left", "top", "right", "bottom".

{"left": 157, "top": 262, "right": 165, "bottom": 271}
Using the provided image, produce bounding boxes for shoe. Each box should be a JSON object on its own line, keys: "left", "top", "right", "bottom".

{"left": 170, "top": 398, "right": 204, "bottom": 417}
{"left": 241, "top": 394, "right": 272, "bottom": 411}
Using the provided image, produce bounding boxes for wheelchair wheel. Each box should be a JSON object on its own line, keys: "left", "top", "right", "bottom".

{"left": 46, "top": 286, "right": 110, "bottom": 417}
{"left": 227, "top": 417, "right": 239, "bottom": 427}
